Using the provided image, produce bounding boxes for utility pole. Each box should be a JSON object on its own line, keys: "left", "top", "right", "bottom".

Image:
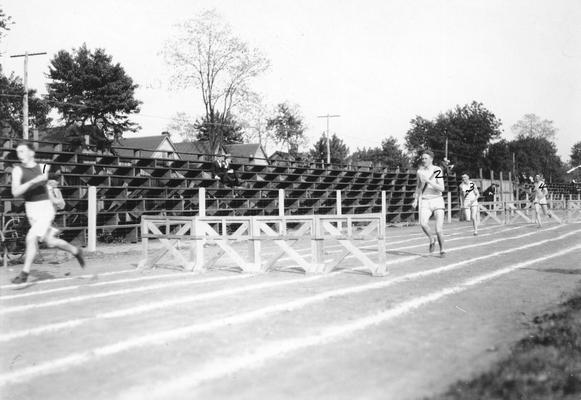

{"left": 317, "top": 114, "right": 340, "bottom": 164}
{"left": 10, "top": 51, "right": 47, "bottom": 140}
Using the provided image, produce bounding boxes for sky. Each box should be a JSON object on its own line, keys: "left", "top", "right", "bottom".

{"left": 1, "top": 0, "right": 580, "bottom": 161}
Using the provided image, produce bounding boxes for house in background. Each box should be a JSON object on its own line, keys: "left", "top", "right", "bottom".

{"left": 225, "top": 143, "right": 269, "bottom": 165}
{"left": 173, "top": 140, "right": 226, "bottom": 161}
{"left": 269, "top": 151, "right": 296, "bottom": 166}
{"left": 114, "top": 132, "right": 180, "bottom": 159}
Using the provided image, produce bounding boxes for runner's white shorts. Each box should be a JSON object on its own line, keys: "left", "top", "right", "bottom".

{"left": 420, "top": 196, "right": 445, "bottom": 221}
{"left": 462, "top": 198, "right": 479, "bottom": 209}
{"left": 25, "top": 200, "right": 55, "bottom": 241}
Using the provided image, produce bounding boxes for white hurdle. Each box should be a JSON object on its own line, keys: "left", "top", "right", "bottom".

{"left": 139, "top": 213, "right": 388, "bottom": 276}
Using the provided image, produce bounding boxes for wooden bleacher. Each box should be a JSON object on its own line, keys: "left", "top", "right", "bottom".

{"left": 0, "top": 137, "right": 465, "bottom": 244}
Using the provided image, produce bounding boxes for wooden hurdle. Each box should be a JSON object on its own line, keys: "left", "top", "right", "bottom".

{"left": 138, "top": 213, "right": 388, "bottom": 276}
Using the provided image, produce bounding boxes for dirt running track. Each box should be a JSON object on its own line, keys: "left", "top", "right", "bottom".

{"left": 1, "top": 221, "right": 580, "bottom": 400}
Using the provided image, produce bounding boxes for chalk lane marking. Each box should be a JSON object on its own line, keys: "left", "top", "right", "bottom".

{"left": 0, "top": 272, "right": 340, "bottom": 343}
{"left": 116, "top": 243, "right": 581, "bottom": 400}
{"left": 0, "top": 275, "right": 252, "bottom": 315}
{"left": 0, "top": 268, "right": 137, "bottom": 291}
{"left": 0, "top": 229, "right": 578, "bottom": 385}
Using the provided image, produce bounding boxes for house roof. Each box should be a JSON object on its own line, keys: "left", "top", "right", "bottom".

{"left": 114, "top": 135, "right": 178, "bottom": 158}
{"left": 269, "top": 151, "right": 295, "bottom": 161}
{"left": 225, "top": 143, "right": 267, "bottom": 160}
{"left": 173, "top": 140, "right": 225, "bottom": 160}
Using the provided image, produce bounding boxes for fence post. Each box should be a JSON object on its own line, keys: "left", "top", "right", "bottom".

{"left": 199, "top": 187, "right": 206, "bottom": 217}
{"left": 381, "top": 191, "right": 387, "bottom": 220}
{"left": 336, "top": 190, "right": 342, "bottom": 232}
{"left": 447, "top": 192, "right": 452, "bottom": 223}
{"left": 499, "top": 172, "right": 504, "bottom": 202}
{"left": 279, "top": 189, "right": 285, "bottom": 217}
{"left": 87, "top": 186, "right": 97, "bottom": 252}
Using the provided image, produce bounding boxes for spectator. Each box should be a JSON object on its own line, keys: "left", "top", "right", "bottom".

{"left": 212, "top": 153, "right": 242, "bottom": 188}
{"left": 440, "top": 157, "right": 454, "bottom": 177}
{"left": 482, "top": 183, "right": 499, "bottom": 202}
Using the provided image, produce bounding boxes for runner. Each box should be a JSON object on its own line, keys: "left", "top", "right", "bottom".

{"left": 10, "top": 141, "right": 85, "bottom": 284}
{"left": 412, "top": 150, "right": 446, "bottom": 256}
{"left": 532, "top": 174, "right": 552, "bottom": 228}
{"left": 459, "top": 174, "right": 480, "bottom": 235}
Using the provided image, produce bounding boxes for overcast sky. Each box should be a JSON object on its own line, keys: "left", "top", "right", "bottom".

{"left": 1, "top": 0, "right": 580, "bottom": 161}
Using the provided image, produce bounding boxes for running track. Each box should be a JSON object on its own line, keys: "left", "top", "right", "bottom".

{"left": 1, "top": 221, "right": 580, "bottom": 400}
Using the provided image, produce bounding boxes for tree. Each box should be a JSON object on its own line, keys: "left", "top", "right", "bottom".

{"left": 46, "top": 44, "right": 141, "bottom": 143}
{"left": 166, "top": 112, "right": 197, "bottom": 142}
{"left": 0, "top": 71, "right": 51, "bottom": 137}
{"left": 236, "top": 93, "right": 275, "bottom": 150}
{"left": 163, "top": 10, "right": 269, "bottom": 152}
{"left": 511, "top": 114, "right": 557, "bottom": 141}
{"left": 380, "top": 137, "right": 410, "bottom": 170}
{"left": 405, "top": 101, "right": 502, "bottom": 175}
{"left": 351, "top": 136, "right": 410, "bottom": 169}
{"left": 310, "top": 133, "right": 349, "bottom": 165}
{"left": 0, "top": 7, "right": 12, "bottom": 46}
{"left": 569, "top": 141, "right": 581, "bottom": 167}
{"left": 193, "top": 111, "right": 244, "bottom": 145}
{"left": 510, "top": 137, "right": 564, "bottom": 182}
{"left": 350, "top": 146, "right": 384, "bottom": 166}
{"left": 483, "top": 139, "right": 513, "bottom": 174}
{"left": 266, "top": 102, "right": 306, "bottom": 155}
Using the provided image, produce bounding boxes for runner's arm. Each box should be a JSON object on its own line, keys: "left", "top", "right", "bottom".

{"left": 412, "top": 172, "right": 422, "bottom": 207}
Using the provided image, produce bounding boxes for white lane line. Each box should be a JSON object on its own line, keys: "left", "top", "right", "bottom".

{"left": 116, "top": 243, "right": 581, "bottom": 400}
{"left": 0, "top": 271, "right": 339, "bottom": 343}
{"left": 0, "top": 274, "right": 252, "bottom": 315}
{"left": 384, "top": 223, "right": 499, "bottom": 239}
{"left": 390, "top": 225, "right": 525, "bottom": 251}
{"left": 0, "top": 268, "right": 137, "bottom": 291}
{"left": 384, "top": 224, "right": 564, "bottom": 266}
{"left": 273, "top": 224, "right": 529, "bottom": 264}
{"left": 0, "top": 229, "right": 578, "bottom": 386}
{"left": 0, "top": 272, "right": 192, "bottom": 300}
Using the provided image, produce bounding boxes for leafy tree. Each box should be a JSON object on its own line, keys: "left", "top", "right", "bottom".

{"left": 166, "top": 112, "right": 197, "bottom": 142}
{"left": 163, "top": 10, "right": 269, "bottom": 152}
{"left": 351, "top": 146, "right": 383, "bottom": 166}
{"left": 46, "top": 44, "right": 141, "bottom": 142}
{"left": 310, "top": 133, "right": 349, "bottom": 165}
{"left": 380, "top": 137, "right": 410, "bottom": 169}
{"left": 193, "top": 111, "right": 244, "bottom": 146}
{"left": 236, "top": 93, "right": 274, "bottom": 149}
{"left": 405, "top": 101, "right": 502, "bottom": 175}
{"left": 266, "top": 102, "right": 306, "bottom": 155}
{"left": 351, "top": 136, "right": 410, "bottom": 169}
{"left": 0, "top": 71, "right": 51, "bottom": 137}
{"left": 569, "top": 141, "right": 581, "bottom": 167}
{"left": 511, "top": 114, "right": 557, "bottom": 141}
{"left": 0, "top": 7, "right": 12, "bottom": 46}
{"left": 483, "top": 139, "right": 513, "bottom": 174}
{"left": 510, "top": 137, "right": 564, "bottom": 182}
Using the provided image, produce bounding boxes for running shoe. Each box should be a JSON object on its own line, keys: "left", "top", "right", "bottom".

{"left": 74, "top": 247, "right": 85, "bottom": 268}
{"left": 11, "top": 272, "right": 29, "bottom": 284}
{"left": 429, "top": 238, "right": 436, "bottom": 253}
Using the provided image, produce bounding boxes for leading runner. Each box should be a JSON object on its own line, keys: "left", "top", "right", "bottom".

{"left": 10, "top": 141, "right": 85, "bottom": 284}
{"left": 412, "top": 150, "right": 446, "bottom": 256}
